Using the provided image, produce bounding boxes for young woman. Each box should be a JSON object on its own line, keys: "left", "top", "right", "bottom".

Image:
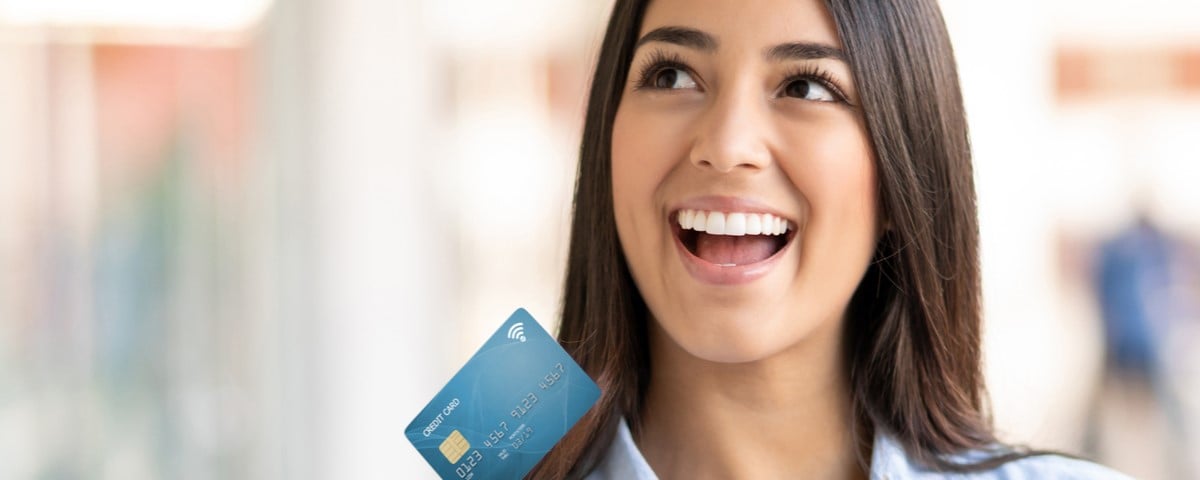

{"left": 532, "top": 0, "right": 1129, "bottom": 478}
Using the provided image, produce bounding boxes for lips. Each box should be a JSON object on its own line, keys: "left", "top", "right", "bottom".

{"left": 668, "top": 201, "right": 799, "bottom": 285}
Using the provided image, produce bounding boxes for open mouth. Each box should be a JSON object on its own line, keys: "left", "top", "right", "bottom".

{"left": 671, "top": 209, "right": 796, "bottom": 267}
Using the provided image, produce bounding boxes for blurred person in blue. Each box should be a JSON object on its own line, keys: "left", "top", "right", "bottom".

{"left": 1090, "top": 210, "right": 1198, "bottom": 478}
{"left": 526, "top": 0, "right": 1131, "bottom": 478}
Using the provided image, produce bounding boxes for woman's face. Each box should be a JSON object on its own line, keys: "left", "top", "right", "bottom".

{"left": 611, "top": 0, "right": 879, "bottom": 363}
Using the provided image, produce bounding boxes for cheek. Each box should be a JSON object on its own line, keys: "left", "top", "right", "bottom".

{"left": 610, "top": 108, "right": 656, "bottom": 276}
{"left": 610, "top": 108, "right": 682, "bottom": 228}
{"left": 780, "top": 118, "right": 879, "bottom": 278}
{"left": 783, "top": 119, "right": 877, "bottom": 223}
{"left": 610, "top": 112, "right": 641, "bottom": 213}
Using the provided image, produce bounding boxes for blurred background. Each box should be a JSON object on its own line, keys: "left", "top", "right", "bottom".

{"left": 0, "top": 0, "right": 1197, "bottom": 478}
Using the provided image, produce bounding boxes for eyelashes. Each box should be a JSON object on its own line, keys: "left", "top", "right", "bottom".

{"left": 632, "top": 50, "right": 691, "bottom": 91}
{"left": 631, "top": 48, "right": 853, "bottom": 105}
{"left": 779, "top": 64, "right": 851, "bottom": 104}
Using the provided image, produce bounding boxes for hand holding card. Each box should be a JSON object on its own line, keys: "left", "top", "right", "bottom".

{"left": 405, "top": 309, "right": 601, "bottom": 479}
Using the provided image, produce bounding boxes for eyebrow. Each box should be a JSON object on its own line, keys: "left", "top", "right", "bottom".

{"left": 634, "top": 25, "right": 846, "bottom": 62}
{"left": 765, "top": 42, "right": 845, "bottom": 62}
{"left": 635, "top": 26, "right": 717, "bottom": 52}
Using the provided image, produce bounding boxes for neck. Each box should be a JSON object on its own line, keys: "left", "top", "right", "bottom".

{"left": 635, "top": 319, "right": 867, "bottom": 480}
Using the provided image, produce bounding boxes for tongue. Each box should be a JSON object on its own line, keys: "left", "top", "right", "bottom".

{"left": 695, "top": 233, "right": 778, "bottom": 265}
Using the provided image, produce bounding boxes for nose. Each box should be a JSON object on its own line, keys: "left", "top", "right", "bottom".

{"left": 688, "top": 87, "right": 772, "bottom": 173}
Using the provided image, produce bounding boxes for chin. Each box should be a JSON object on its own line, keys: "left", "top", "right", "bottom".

{"left": 654, "top": 307, "right": 813, "bottom": 364}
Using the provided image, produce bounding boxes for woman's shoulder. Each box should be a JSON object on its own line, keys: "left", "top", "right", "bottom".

{"left": 970, "top": 454, "right": 1132, "bottom": 480}
{"left": 872, "top": 433, "right": 1132, "bottom": 480}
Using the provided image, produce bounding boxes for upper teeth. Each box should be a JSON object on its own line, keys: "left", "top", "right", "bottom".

{"left": 677, "top": 209, "right": 790, "bottom": 236}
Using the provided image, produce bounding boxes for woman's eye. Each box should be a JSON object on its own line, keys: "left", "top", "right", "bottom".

{"left": 784, "top": 78, "right": 836, "bottom": 102}
{"left": 649, "top": 67, "right": 697, "bottom": 90}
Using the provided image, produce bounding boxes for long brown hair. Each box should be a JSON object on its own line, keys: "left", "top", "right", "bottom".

{"left": 530, "top": 1, "right": 1026, "bottom": 477}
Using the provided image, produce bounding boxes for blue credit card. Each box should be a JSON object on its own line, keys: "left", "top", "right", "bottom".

{"left": 405, "top": 308, "right": 601, "bottom": 479}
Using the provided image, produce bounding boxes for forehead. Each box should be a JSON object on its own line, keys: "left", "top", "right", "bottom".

{"left": 639, "top": 0, "right": 844, "bottom": 50}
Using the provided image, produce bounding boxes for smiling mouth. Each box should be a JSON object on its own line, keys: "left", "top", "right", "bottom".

{"left": 672, "top": 209, "right": 795, "bottom": 266}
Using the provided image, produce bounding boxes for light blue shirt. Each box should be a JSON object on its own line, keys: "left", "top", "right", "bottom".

{"left": 585, "top": 419, "right": 1131, "bottom": 479}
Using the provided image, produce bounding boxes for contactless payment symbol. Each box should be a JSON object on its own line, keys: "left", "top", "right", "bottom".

{"left": 439, "top": 430, "right": 470, "bottom": 463}
{"left": 506, "top": 322, "right": 526, "bottom": 342}
{"left": 404, "top": 308, "right": 601, "bottom": 480}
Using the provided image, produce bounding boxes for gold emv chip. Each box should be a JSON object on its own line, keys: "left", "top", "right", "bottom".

{"left": 439, "top": 429, "right": 470, "bottom": 463}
